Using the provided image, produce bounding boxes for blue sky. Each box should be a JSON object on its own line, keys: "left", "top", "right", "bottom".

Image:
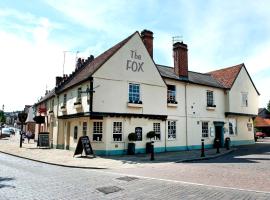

{"left": 0, "top": 0, "right": 269, "bottom": 111}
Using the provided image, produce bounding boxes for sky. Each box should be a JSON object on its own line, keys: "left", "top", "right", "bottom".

{"left": 0, "top": 0, "right": 269, "bottom": 112}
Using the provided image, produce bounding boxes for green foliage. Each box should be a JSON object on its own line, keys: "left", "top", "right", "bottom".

{"left": 0, "top": 110, "right": 6, "bottom": 124}
{"left": 267, "top": 100, "right": 270, "bottom": 111}
{"left": 128, "top": 132, "right": 137, "bottom": 141}
{"left": 146, "top": 131, "right": 156, "bottom": 139}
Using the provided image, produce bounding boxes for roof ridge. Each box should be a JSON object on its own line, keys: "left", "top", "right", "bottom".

{"left": 56, "top": 31, "right": 137, "bottom": 93}
{"left": 157, "top": 64, "right": 212, "bottom": 76}
{"left": 207, "top": 63, "right": 244, "bottom": 74}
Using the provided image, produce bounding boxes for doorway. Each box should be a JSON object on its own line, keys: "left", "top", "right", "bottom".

{"left": 214, "top": 122, "right": 224, "bottom": 147}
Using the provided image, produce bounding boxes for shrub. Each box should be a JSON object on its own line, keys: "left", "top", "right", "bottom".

{"left": 146, "top": 131, "right": 156, "bottom": 139}
{"left": 128, "top": 132, "right": 137, "bottom": 141}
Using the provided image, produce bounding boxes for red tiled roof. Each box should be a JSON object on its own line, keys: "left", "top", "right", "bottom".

{"left": 57, "top": 32, "right": 137, "bottom": 93}
{"left": 207, "top": 63, "right": 243, "bottom": 88}
{"left": 254, "top": 116, "right": 270, "bottom": 127}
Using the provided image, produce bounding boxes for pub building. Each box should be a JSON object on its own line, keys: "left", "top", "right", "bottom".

{"left": 34, "top": 30, "right": 259, "bottom": 155}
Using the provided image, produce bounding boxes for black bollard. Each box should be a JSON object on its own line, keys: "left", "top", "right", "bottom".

{"left": 216, "top": 139, "right": 220, "bottom": 153}
{"left": 20, "top": 131, "right": 23, "bottom": 148}
{"left": 201, "top": 139, "right": 205, "bottom": 157}
{"left": 150, "top": 143, "right": 155, "bottom": 161}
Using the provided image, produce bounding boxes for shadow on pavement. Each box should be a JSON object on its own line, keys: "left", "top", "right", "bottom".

{"left": 187, "top": 142, "right": 270, "bottom": 164}
{"left": 0, "top": 177, "right": 15, "bottom": 189}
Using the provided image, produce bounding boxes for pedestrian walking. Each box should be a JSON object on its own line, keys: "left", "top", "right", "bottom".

{"left": 26, "top": 130, "right": 32, "bottom": 143}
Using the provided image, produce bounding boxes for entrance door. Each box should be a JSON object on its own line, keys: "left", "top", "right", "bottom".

{"left": 215, "top": 126, "right": 224, "bottom": 147}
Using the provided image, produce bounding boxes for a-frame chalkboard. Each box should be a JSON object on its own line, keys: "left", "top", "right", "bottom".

{"left": 37, "top": 132, "right": 50, "bottom": 148}
{"left": 73, "top": 136, "right": 95, "bottom": 157}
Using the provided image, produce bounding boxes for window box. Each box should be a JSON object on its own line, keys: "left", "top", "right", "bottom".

{"left": 206, "top": 104, "right": 216, "bottom": 110}
{"left": 127, "top": 102, "right": 143, "bottom": 108}
{"left": 168, "top": 103, "right": 178, "bottom": 107}
{"left": 74, "top": 102, "right": 82, "bottom": 109}
{"left": 60, "top": 106, "right": 67, "bottom": 112}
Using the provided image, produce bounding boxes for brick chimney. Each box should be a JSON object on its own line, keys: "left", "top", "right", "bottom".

{"left": 173, "top": 42, "right": 188, "bottom": 78}
{"left": 141, "top": 29, "right": 153, "bottom": 58}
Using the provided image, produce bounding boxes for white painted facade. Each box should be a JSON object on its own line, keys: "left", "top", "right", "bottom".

{"left": 37, "top": 31, "right": 259, "bottom": 155}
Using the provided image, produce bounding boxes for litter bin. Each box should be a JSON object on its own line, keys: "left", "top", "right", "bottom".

{"left": 225, "top": 137, "right": 231, "bottom": 150}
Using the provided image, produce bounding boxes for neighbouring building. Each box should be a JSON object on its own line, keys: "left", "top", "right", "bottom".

{"left": 34, "top": 30, "right": 259, "bottom": 155}
{"left": 254, "top": 108, "right": 270, "bottom": 136}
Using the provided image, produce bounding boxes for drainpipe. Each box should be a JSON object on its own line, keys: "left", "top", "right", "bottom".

{"left": 165, "top": 119, "right": 167, "bottom": 152}
{"left": 56, "top": 95, "right": 59, "bottom": 148}
{"left": 185, "top": 83, "right": 189, "bottom": 150}
{"left": 89, "top": 77, "right": 93, "bottom": 114}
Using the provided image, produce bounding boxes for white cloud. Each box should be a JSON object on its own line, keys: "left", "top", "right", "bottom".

{"left": 1, "top": 0, "right": 270, "bottom": 111}
{"left": 0, "top": 11, "right": 75, "bottom": 111}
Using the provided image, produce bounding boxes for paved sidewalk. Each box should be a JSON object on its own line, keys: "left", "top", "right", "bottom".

{"left": 0, "top": 135, "right": 234, "bottom": 169}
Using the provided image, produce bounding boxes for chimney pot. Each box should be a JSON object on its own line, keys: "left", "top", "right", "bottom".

{"left": 141, "top": 29, "right": 154, "bottom": 58}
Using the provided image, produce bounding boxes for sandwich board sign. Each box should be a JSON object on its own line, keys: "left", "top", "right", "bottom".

{"left": 73, "top": 136, "right": 95, "bottom": 157}
{"left": 38, "top": 132, "right": 50, "bottom": 148}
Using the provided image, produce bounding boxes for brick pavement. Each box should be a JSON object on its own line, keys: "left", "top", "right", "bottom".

{"left": 1, "top": 153, "right": 270, "bottom": 200}
{"left": 0, "top": 134, "right": 233, "bottom": 169}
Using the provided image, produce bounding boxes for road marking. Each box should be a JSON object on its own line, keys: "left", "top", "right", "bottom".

{"left": 96, "top": 170, "right": 270, "bottom": 194}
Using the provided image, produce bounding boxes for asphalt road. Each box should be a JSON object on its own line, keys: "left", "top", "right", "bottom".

{"left": 1, "top": 139, "right": 270, "bottom": 199}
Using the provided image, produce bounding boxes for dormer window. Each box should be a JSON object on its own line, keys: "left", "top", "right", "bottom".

{"left": 167, "top": 85, "right": 177, "bottom": 104}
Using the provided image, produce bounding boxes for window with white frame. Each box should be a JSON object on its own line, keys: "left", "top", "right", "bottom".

{"left": 207, "top": 91, "right": 214, "bottom": 106}
{"left": 50, "top": 99, "right": 54, "bottom": 111}
{"left": 241, "top": 92, "right": 248, "bottom": 107}
{"left": 202, "top": 122, "right": 209, "bottom": 138}
{"left": 167, "top": 85, "right": 177, "bottom": 103}
{"left": 77, "top": 87, "right": 82, "bottom": 103}
{"left": 93, "top": 121, "right": 102, "bottom": 141}
{"left": 229, "top": 122, "right": 234, "bottom": 135}
{"left": 229, "top": 118, "right": 237, "bottom": 135}
{"left": 129, "top": 83, "right": 140, "bottom": 103}
{"left": 113, "top": 122, "right": 122, "bottom": 141}
{"left": 82, "top": 122, "right": 87, "bottom": 136}
{"left": 168, "top": 121, "right": 176, "bottom": 139}
{"left": 135, "top": 127, "right": 142, "bottom": 141}
{"left": 153, "top": 123, "right": 161, "bottom": 140}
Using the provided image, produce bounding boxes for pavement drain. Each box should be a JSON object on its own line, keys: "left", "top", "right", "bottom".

{"left": 96, "top": 186, "right": 123, "bottom": 194}
{"left": 116, "top": 176, "right": 139, "bottom": 182}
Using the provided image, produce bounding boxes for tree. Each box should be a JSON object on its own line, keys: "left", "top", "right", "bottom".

{"left": 0, "top": 110, "right": 6, "bottom": 125}
{"left": 267, "top": 100, "right": 270, "bottom": 112}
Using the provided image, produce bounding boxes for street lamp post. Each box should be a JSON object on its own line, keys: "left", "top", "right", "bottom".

{"left": 18, "top": 112, "right": 27, "bottom": 148}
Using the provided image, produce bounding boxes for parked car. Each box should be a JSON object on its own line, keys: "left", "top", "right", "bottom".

{"left": 9, "top": 128, "right": 15, "bottom": 135}
{"left": 256, "top": 132, "right": 266, "bottom": 138}
{"left": 1, "top": 128, "right": 12, "bottom": 137}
